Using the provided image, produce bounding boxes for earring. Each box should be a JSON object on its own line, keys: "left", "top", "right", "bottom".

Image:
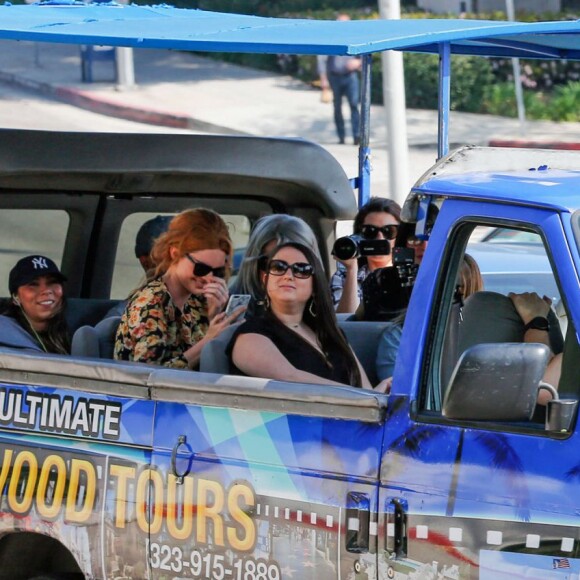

{"left": 308, "top": 298, "right": 317, "bottom": 318}
{"left": 265, "top": 294, "right": 270, "bottom": 310}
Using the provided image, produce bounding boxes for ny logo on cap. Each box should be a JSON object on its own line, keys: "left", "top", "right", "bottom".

{"left": 32, "top": 257, "right": 48, "bottom": 270}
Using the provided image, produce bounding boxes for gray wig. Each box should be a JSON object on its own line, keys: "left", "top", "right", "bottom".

{"left": 231, "top": 214, "right": 321, "bottom": 297}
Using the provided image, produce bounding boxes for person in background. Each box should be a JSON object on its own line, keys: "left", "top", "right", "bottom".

{"left": 457, "top": 253, "right": 484, "bottom": 303}
{"left": 107, "top": 215, "right": 172, "bottom": 318}
{"left": 375, "top": 252, "right": 483, "bottom": 383}
{"left": 227, "top": 241, "right": 390, "bottom": 392}
{"left": 114, "top": 208, "right": 241, "bottom": 369}
{"left": 0, "top": 255, "right": 70, "bottom": 354}
{"left": 509, "top": 291, "right": 563, "bottom": 404}
{"left": 230, "top": 214, "right": 322, "bottom": 318}
{"left": 317, "top": 14, "right": 362, "bottom": 145}
{"left": 134, "top": 215, "right": 172, "bottom": 277}
{"left": 331, "top": 196, "right": 401, "bottom": 313}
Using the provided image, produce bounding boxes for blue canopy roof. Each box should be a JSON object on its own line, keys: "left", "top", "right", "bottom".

{"left": 2, "top": 3, "right": 580, "bottom": 59}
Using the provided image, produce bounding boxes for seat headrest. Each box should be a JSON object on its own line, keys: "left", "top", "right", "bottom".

{"left": 458, "top": 291, "right": 523, "bottom": 355}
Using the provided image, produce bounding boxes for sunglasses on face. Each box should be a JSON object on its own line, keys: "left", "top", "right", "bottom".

{"left": 360, "top": 224, "right": 399, "bottom": 240}
{"left": 406, "top": 235, "right": 427, "bottom": 247}
{"left": 186, "top": 254, "right": 226, "bottom": 278}
{"left": 268, "top": 259, "right": 314, "bottom": 279}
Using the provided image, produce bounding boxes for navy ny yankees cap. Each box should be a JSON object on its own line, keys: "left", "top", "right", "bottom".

{"left": 9, "top": 255, "right": 67, "bottom": 295}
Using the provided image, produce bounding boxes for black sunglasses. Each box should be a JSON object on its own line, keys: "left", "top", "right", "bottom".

{"left": 186, "top": 254, "right": 226, "bottom": 278}
{"left": 268, "top": 259, "right": 314, "bottom": 279}
{"left": 406, "top": 235, "right": 427, "bottom": 247}
{"left": 360, "top": 224, "right": 399, "bottom": 240}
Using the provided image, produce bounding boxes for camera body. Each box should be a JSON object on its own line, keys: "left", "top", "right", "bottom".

{"left": 332, "top": 234, "right": 391, "bottom": 261}
{"left": 392, "top": 247, "right": 418, "bottom": 288}
{"left": 360, "top": 247, "right": 419, "bottom": 321}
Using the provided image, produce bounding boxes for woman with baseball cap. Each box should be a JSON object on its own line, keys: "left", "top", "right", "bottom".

{"left": 0, "top": 255, "right": 70, "bottom": 354}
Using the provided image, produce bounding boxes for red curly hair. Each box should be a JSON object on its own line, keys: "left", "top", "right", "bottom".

{"left": 152, "top": 208, "right": 233, "bottom": 279}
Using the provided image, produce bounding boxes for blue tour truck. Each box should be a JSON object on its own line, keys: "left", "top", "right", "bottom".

{"left": 0, "top": 6, "right": 579, "bottom": 579}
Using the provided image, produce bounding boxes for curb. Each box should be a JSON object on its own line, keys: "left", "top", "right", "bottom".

{"left": 489, "top": 139, "right": 580, "bottom": 150}
{"left": 0, "top": 69, "right": 248, "bottom": 135}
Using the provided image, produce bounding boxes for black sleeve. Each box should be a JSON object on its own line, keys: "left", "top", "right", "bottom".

{"left": 225, "top": 316, "right": 276, "bottom": 360}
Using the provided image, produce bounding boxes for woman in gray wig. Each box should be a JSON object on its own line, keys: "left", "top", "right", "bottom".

{"left": 231, "top": 215, "right": 322, "bottom": 318}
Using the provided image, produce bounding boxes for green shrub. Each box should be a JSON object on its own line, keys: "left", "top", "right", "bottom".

{"left": 482, "top": 82, "right": 565, "bottom": 121}
{"left": 400, "top": 53, "right": 494, "bottom": 113}
{"left": 550, "top": 81, "right": 580, "bottom": 121}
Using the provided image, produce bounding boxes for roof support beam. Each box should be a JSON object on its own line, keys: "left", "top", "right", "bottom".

{"left": 357, "top": 53, "right": 372, "bottom": 207}
{"left": 438, "top": 41, "right": 451, "bottom": 160}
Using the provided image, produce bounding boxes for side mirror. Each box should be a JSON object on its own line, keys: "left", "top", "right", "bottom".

{"left": 443, "top": 343, "right": 551, "bottom": 422}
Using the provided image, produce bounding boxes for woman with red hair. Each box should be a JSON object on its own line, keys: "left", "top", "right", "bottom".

{"left": 114, "top": 208, "right": 238, "bottom": 369}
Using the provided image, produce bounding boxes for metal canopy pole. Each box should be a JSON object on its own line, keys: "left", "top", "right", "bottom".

{"left": 357, "top": 53, "right": 373, "bottom": 208}
{"left": 380, "top": 0, "right": 410, "bottom": 209}
{"left": 438, "top": 42, "right": 451, "bottom": 160}
{"left": 115, "top": 47, "right": 136, "bottom": 90}
{"left": 506, "top": 0, "right": 526, "bottom": 134}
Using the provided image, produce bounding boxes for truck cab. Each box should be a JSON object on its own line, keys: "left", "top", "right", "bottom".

{"left": 380, "top": 145, "right": 580, "bottom": 579}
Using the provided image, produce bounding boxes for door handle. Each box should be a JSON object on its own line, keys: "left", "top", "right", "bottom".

{"left": 346, "top": 492, "right": 370, "bottom": 553}
{"left": 385, "top": 497, "right": 407, "bottom": 558}
{"left": 171, "top": 434, "right": 192, "bottom": 484}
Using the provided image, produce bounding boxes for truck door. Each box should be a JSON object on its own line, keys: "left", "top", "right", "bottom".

{"left": 378, "top": 202, "right": 580, "bottom": 579}
{"left": 149, "top": 371, "right": 387, "bottom": 579}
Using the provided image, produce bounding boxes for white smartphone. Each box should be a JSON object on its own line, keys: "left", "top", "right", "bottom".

{"left": 225, "top": 294, "right": 252, "bottom": 318}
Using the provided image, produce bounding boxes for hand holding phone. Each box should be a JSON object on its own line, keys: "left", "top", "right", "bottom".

{"left": 225, "top": 294, "right": 251, "bottom": 320}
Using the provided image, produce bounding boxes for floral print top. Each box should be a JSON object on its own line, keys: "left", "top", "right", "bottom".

{"left": 113, "top": 277, "right": 209, "bottom": 369}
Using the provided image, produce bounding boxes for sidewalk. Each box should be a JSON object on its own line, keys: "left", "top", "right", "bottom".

{"left": 1, "top": 40, "right": 579, "bottom": 190}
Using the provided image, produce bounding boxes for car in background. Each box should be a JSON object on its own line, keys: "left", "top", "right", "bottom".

{"left": 467, "top": 226, "right": 560, "bottom": 302}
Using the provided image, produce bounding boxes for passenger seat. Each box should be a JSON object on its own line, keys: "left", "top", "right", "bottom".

{"left": 338, "top": 321, "right": 389, "bottom": 385}
{"left": 458, "top": 291, "right": 563, "bottom": 356}
{"left": 71, "top": 316, "right": 121, "bottom": 359}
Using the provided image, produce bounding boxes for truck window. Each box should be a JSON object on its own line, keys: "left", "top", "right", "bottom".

{"left": 0, "top": 209, "right": 69, "bottom": 291}
{"left": 421, "top": 221, "right": 575, "bottom": 429}
{"left": 111, "top": 212, "right": 251, "bottom": 299}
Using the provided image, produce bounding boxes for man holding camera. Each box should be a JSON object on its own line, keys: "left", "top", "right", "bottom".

{"left": 331, "top": 197, "right": 401, "bottom": 314}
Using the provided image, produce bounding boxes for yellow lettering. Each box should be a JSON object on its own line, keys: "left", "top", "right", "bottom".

{"left": 166, "top": 474, "right": 194, "bottom": 540}
{"left": 136, "top": 468, "right": 164, "bottom": 535}
{"left": 227, "top": 483, "right": 256, "bottom": 552}
{"left": 0, "top": 449, "right": 13, "bottom": 494}
{"left": 109, "top": 464, "right": 136, "bottom": 528}
{"left": 36, "top": 454, "right": 66, "bottom": 519}
{"left": 8, "top": 451, "right": 37, "bottom": 514}
{"left": 66, "top": 459, "right": 96, "bottom": 523}
{"left": 197, "top": 478, "right": 224, "bottom": 546}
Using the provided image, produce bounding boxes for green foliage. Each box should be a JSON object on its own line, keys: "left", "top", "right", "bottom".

{"left": 401, "top": 53, "right": 494, "bottom": 112}
{"left": 481, "top": 81, "right": 580, "bottom": 122}
{"left": 202, "top": 52, "right": 280, "bottom": 72}
{"left": 551, "top": 82, "right": 580, "bottom": 121}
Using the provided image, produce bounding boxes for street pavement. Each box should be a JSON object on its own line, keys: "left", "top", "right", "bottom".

{"left": 0, "top": 39, "right": 579, "bottom": 196}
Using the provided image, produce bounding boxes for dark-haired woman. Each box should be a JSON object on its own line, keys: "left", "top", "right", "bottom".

{"left": 227, "top": 242, "right": 389, "bottom": 391}
{"left": 0, "top": 255, "right": 70, "bottom": 354}
{"left": 331, "top": 196, "right": 401, "bottom": 314}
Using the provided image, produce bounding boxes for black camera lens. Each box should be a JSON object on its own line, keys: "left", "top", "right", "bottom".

{"left": 332, "top": 236, "right": 360, "bottom": 261}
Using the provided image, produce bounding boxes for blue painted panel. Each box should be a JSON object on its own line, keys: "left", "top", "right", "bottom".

{"left": 0, "top": 382, "right": 154, "bottom": 447}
